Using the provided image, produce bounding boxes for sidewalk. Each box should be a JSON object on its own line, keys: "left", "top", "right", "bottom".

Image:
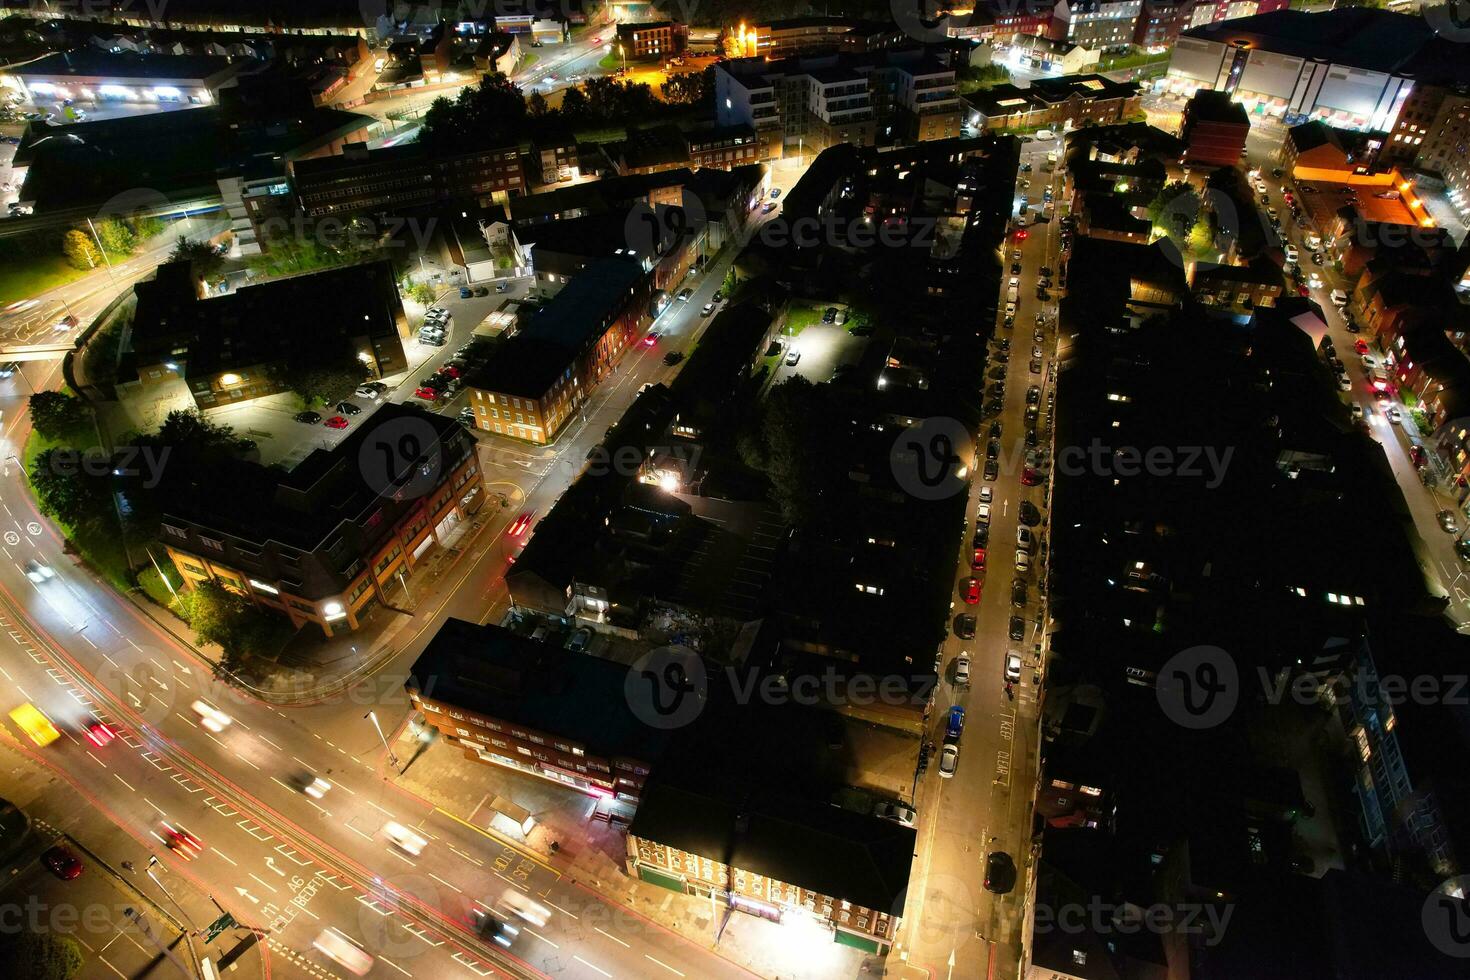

{"left": 389, "top": 732, "right": 880, "bottom": 980}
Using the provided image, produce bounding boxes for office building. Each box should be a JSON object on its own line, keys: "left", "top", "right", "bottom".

{"left": 291, "top": 140, "right": 526, "bottom": 217}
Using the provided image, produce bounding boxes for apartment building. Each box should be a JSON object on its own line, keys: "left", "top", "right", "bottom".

{"left": 406, "top": 618, "right": 665, "bottom": 801}
{"left": 962, "top": 73, "right": 1140, "bottom": 133}
{"left": 161, "top": 404, "right": 484, "bottom": 636}
{"left": 123, "top": 259, "right": 408, "bottom": 410}
{"left": 291, "top": 140, "right": 526, "bottom": 217}
{"left": 1180, "top": 88, "right": 1250, "bottom": 167}
{"left": 715, "top": 49, "right": 958, "bottom": 157}
{"left": 1049, "top": 0, "right": 1142, "bottom": 53}
{"left": 466, "top": 258, "right": 652, "bottom": 445}
{"left": 736, "top": 17, "right": 904, "bottom": 59}
{"left": 1383, "top": 80, "right": 1470, "bottom": 222}
{"left": 614, "top": 20, "right": 682, "bottom": 60}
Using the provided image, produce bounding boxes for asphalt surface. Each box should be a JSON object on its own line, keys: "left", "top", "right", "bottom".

{"left": 895, "top": 136, "right": 1065, "bottom": 980}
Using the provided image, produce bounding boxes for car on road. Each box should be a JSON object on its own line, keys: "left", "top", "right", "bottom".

{"left": 0, "top": 362, "right": 17, "bottom": 378}
{"left": 1360, "top": 354, "right": 1380, "bottom": 370}
{"left": 295, "top": 410, "right": 322, "bottom": 424}
{"left": 1387, "top": 406, "right": 1403, "bottom": 425}
{"left": 324, "top": 415, "right": 349, "bottom": 430}
{"left": 663, "top": 350, "right": 684, "bottom": 365}
{"left": 313, "top": 928, "right": 374, "bottom": 976}
{"left": 191, "top": 700, "right": 232, "bottom": 732}
{"left": 985, "top": 851, "right": 1016, "bottom": 893}
{"left": 384, "top": 821, "right": 427, "bottom": 856}
{"left": 1330, "top": 288, "right": 1349, "bottom": 307}
{"left": 701, "top": 302, "right": 714, "bottom": 317}
{"left": 41, "top": 845, "right": 83, "bottom": 880}
{"left": 1350, "top": 403, "right": 1365, "bottom": 423}
{"left": 298, "top": 774, "right": 332, "bottom": 798}
{"left": 1009, "top": 616, "right": 1026, "bottom": 641}
{"left": 874, "top": 800, "right": 917, "bottom": 827}
{"left": 508, "top": 511, "right": 536, "bottom": 538}
{"left": 1005, "top": 652, "right": 1023, "bottom": 683}
{"left": 163, "top": 823, "right": 203, "bottom": 861}
{"left": 961, "top": 577, "right": 981, "bottom": 604}
{"left": 1311, "top": 252, "right": 1325, "bottom": 265}
{"left": 500, "top": 888, "right": 552, "bottom": 927}
{"left": 23, "top": 559, "right": 55, "bottom": 583}
{"left": 676, "top": 288, "right": 694, "bottom": 302}
{"left": 471, "top": 908, "right": 520, "bottom": 948}
{"left": 954, "top": 655, "right": 971, "bottom": 687}
{"left": 1439, "top": 510, "right": 1461, "bottom": 534}
{"left": 84, "top": 722, "right": 115, "bottom": 747}
{"left": 938, "top": 743, "right": 959, "bottom": 779}
{"left": 761, "top": 202, "right": 777, "bottom": 214}
{"left": 784, "top": 349, "right": 801, "bottom": 366}
{"left": 954, "top": 613, "right": 976, "bottom": 639}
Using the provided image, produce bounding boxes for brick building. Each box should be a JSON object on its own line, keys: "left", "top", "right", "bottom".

{"left": 291, "top": 140, "right": 526, "bottom": 216}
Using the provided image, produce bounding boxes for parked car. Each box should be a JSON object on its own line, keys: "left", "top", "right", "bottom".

{"left": 874, "top": 800, "right": 917, "bottom": 827}
{"left": 984, "top": 851, "right": 1016, "bottom": 893}
{"left": 1439, "top": 510, "right": 1461, "bottom": 534}
{"left": 41, "top": 845, "right": 83, "bottom": 880}
{"left": 785, "top": 349, "right": 801, "bottom": 366}
{"left": 676, "top": 288, "right": 694, "bottom": 301}
{"left": 961, "top": 577, "right": 981, "bottom": 604}
{"left": 954, "top": 613, "right": 976, "bottom": 639}
{"left": 295, "top": 411, "right": 322, "bottom": 424}
{"left": 954, "top": 654, "right": 971, "bottom": 686}
{"left": 324, "top": 416, "right": 349, "bottom": 430}
{"left": 355, "top": 384, "right": 381, "bottom": 400}
{"left": 938, "top": 743, "right": 959, "bottom": 779}
{"left": 1009, "top": 616, "right": 1026, "bottom": 641}
{"left": 335, "top": 401, "right": 362, "bottom": 416}
{"left": 1005, "top": 652, "right": 1023, "bottom": 682}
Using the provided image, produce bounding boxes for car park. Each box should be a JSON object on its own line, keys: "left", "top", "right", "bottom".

{"left": 979, "top": 486, "right": 993, "bottom": 503}
{"left": 1030, "top": 358, "right": 1042, "bottom": 375}
{"left": 1330, "top": 288, "right": 1349, "bottom": 306}
{"left": 1019, "top": 501, "right": 1041, "bottom": 526}
{"left": 984, "top": 460, "right": 999, "bottom": 481}
{"left": 1026, "top": 385, "right": 1041, "bottom": 405}
{"left": 664, "top": 351, "right": 684, "bottom": 365}
{"left": 1458, "top": 539, "right": 1470, "bottom": 564}
{"left": 701, "top": 303, "right": 714, "bottom": 317}
{"left": 1017, "top": 526, "right": 1034, "bottom": 551}
{"left": 1350, "top": 403, "right": 1365, "bottom": 423}
{"left": 414, "top": 386, "right": 441, "bottom": 401}
{"left": 355, "top": 384, "right": 381, "bottom": 400}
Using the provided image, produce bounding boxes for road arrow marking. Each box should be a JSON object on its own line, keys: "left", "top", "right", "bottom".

{"left": 234, "top": 887, "right": 259, "bottom": 904}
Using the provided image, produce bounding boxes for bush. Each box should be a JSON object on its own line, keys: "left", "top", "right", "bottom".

{"left": 0, "top": 933, "right": 84, "bottom": 980}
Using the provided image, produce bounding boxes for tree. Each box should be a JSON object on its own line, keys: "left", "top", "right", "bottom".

{"left": 268, "top": 344, "right": 369, "bottom": 406}
{"left": 188, "top": 578, "right": 294, "bottom": 677}
{"left": 1189, "top": 210, "right": 1216, "bottom": 255}
{"left": 661, "top": 69, "right": 711, "bottom": 106}
{"left": 92, "top": 217, "right": 139, "bottom": 256}
{"left": 558, "top": 85, "right": 590, "bottom": 120}
{"left": 30, "top": 448, "right": 112, "bottom": 529}
{"left": 527, "top": 90, "right": 549, "bottom": 118}
{"left": 61, "top": 229, "right": 101, "bottom": 270}
{"left": 742, "top": 376, "right": 852, "bottom": 526}
{"left": 28, "top": 390, "right": 91, "bottom": 441}
{"left": 0, "top": 933, "right": 84, "bottom": 980}
{"left": 169, "top": 236, "right": 225, "bottom": 283}
{"left": 1148, "top": 181, "right": 1200, "bottom": 239}
{"left": 417, "top": 73, "right": 527, "bottom": 152}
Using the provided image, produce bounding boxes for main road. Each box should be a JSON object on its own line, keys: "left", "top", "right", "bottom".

{"left": 0, "top": 213, "right": 784, "bottom": 980}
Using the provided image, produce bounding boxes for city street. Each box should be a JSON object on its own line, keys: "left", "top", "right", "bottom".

{"left": 1241, "top": 125, "right": 1470, "bottom": 631}
{"left": 895, "top": 136, "right": 1065, "bottom": 980}
{"left": 0, "top": 214, "right": 771, "bottom": 980}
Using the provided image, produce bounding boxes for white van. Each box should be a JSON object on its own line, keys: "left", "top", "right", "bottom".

{"left": 1283, "top": 244, "right": 1298, "bottom": 264}
{"left": 1006, "top": 286, "right": 1019, "bottom": 304}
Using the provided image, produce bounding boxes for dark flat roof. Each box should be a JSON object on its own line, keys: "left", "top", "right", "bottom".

{"left": 467, "top": 335, "right": 573, "bottom": 398}
{"left": 1180, "top": 9, "right": 1434, "bottom": 75}
{"left": 407, "top": 618, "right": 670, "bottom": 763}
{"left": 15, "top": 48, "right": 237, "bottom": 81}
{"left": 525, "top": 256, "right": 644, "bottom": 352}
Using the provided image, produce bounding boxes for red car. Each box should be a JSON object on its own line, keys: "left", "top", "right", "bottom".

{"left": 1021, "top": 467, "right": 1042, "bottom": 487}
{"left": 324, "top": 416, "right": 349, "bottom": 429}
{"left": 414, "top": 386, "right": 441, "bottom": 401}
{"left": 1012, "top": 228, "right": 1029, "bottom": 241}
{"left": 1297, "top": 284, "right": 1310, "bottom": 296}
{"left": 41, "top": 845, "right": 82, "bottom": 880}
{"left": 439, "top": 365, "right": 461, "bottom": 379}
{"left": 163, "top": 823, "right": 202, "bottom": 861}
{"left": 508, "top": 511, "right": 536, "bottom": 537}
{"left": 642, "top": 333, "right": 659, "bottom": 347}
{"left": 971, "top": 548, "right": 986, "bottom": 571}
{"left": 83, "top": 722, "right": 115, "bottom": 747}
{"left": 961, "top": 577, "right": 981, "bottom": 605}
{"left": 1354, "top": 339, "right": 1369, "bottom": 354}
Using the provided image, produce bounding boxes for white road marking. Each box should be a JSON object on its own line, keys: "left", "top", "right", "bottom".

{"left": 113, "top": 773, "right": 135, "bottom": 792}
{"left": 594, "top": 927, "right": 629, "bottom": 948}
{"left": 525, "top": 929, "right": 558, "bottom": 948}
{"left": 645, "top": 954, "right": 685, "bottom": 976}
{"left": 573, "top": 955, "right": 612, "bottom": 978}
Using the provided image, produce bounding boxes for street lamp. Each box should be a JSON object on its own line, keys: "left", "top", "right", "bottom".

{"left": 366, "top": 710, "right": 399, "bottom": 768}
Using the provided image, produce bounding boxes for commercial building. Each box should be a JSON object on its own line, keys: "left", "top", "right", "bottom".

{"left": 406, "top": 619, "right": 665, "bottom": 801}
{"left": 123, "top": 258, "right": 408, "bottom": 409}
{"left": 1163, "top": 9, "right": 1432, "bottom": 131}
{"left": 291, "top": 140, "right": 526, "bottom": 217}
{"left": 3, "top": 48, "right": 242, "bottom": 105}
{"left": 1047, "top": 0, "right": 1142, "bottom": 53}
{"left": 519, "top": 203, "right": 702, "bottom": 295}
{"left": 961, "top": 73, "right": 1140, "bottom": 133}
{"left": 732, "top": 17, "right": 905, "bottom": 59}
{"left": 160, "top": 403, "right": 484, "bottom": 636}
{"left": 715, "top": 48, "right": 959, "bottom": 158}
{"left": 614, "top": 20, "right": 683, "bottom": 60}
{"left": 1180, "top": 88, "right": 1249, "bottom": 168}
{"left": 466, "top": 258, "right": 652, "bottom": 445}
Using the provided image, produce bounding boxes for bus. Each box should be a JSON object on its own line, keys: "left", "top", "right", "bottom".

{"left": 9, "top": 703, "right": 60, "bottom": 747}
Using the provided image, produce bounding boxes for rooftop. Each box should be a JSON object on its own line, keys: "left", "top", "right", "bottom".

{"left": 1180, "top": 9, "right": 1434, "bottom": 75}
{"left": 406, "top": 618, "right": 671, "bottom": 762}
{"left": 12, "top": 48, "right": 238, "bottom": 80}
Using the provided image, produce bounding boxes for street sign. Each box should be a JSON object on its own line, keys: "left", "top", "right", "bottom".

{"left": 204, "top": 912, "right": 237, "bottom": 943}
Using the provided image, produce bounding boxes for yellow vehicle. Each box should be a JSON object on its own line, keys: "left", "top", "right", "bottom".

{"left": 10, "top": 703, "right": 60, "bottom": 747}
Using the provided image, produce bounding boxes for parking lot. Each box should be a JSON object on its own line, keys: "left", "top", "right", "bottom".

{"left": 767, "top": 310, "right": 868, "bottom": 387}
